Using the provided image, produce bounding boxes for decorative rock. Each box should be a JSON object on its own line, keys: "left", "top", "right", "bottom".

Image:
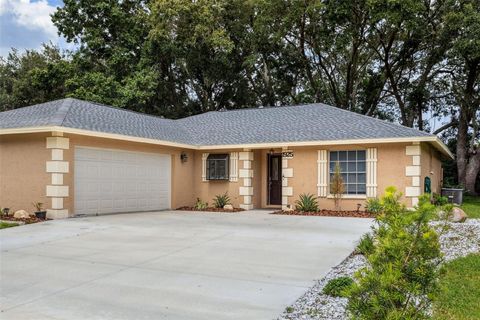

{"left": 450, "top": 207, "right": 467, "bottom": 223}
{"left": 278, "top": 220, "right": 480, "bottom": 320}
{"left": 13, "top": 210, "right": 30, "bottom": 219}
{"left": 223, "top": 204, "right": 234, "bottom": 211}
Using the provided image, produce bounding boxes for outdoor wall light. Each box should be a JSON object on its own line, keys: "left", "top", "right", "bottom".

{"left": 180, "top": 152, "right": 188, "bottom": 163}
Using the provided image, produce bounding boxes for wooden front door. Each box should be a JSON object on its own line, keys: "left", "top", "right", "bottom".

{"left": 268, "top": 154, "right": 282, "bottom": 205}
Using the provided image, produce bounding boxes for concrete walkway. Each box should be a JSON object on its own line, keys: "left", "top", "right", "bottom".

{"left": 0, "top": 210, "right": 372, "bottom": 320}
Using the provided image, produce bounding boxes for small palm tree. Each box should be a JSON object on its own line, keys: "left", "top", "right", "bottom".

{"left": 331, "top": 162, "right": 345, "bottom": 211}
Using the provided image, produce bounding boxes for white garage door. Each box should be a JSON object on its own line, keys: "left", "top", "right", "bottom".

{"left": 74, "top": 147, "right": 171, "bottom": 215}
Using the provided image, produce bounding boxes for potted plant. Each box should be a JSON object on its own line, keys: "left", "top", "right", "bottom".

{"left": 32, "top": 202, "right": 46, "bottom": 219}
{"left": 1, "top": 207, "right": 10, "bottom": 217}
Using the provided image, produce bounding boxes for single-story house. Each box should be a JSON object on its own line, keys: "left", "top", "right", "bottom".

{"left": 0, "top": 98, "right": 452, "bottom": 219}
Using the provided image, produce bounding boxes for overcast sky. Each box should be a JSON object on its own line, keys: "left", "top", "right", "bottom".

{"left": 0, "top": 0, "right": 68, "bottom": 57}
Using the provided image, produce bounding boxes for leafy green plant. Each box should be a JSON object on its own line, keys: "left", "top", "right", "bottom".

{"left": 213, "top": 192, "right": 230, "bottom": 208}
{"left": 365, "top": 198, "right": 383, "bottom": 214}
{"left": 323, "top": 277, "right": 355, "bottom": 297}
{"left": 356, "top": 233, "right": 375, "bottom": 256}
{"left": 330, "top": 162, "right": 345, "bottom": 211}
{"left": 432, "top": 193, "right": 448, "bottom": 206}
{"left": 194, "top": 198, "right": 208, "bottom": 210}
{"left": 295, "top": 193, "right": 319, "bottom": 212}
{"left": 347, "top": 187, "right": 442, "bottom": 319}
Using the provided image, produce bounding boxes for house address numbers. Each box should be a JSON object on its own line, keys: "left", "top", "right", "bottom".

{"left": 282, "top": 150, "right": 294, "bottom": 159}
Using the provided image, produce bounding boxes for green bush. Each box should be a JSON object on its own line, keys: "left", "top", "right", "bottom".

{"left": 356, "top": 233, "right": 375, "bottom": 256}
{"left": 432, "top": 193, "right": 448, "bottom": 206}
{"left": 213, "top": 192, "right": 231, "bottom": 208}
{"left": 347, "top": 187, "right": 442, "bottom": 319}
{"left": 295, "top": 193, "right": 319, "bottom": 212}
{"left": 365, "top": 198, "right": 383, "bottom": 214}
{"left": 194, "top": 198, "right": 208, "bottom": 210}
{"left": 323, "top": 277, "right": 354, "bottom": 297}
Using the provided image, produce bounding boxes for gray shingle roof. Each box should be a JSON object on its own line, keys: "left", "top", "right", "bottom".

{"left": 0, "top": 98, "right": 433, "bottom": 146}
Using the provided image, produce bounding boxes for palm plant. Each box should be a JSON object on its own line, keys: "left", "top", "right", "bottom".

{"left": 295, "top": 193, "right": 319, "bottom": 212}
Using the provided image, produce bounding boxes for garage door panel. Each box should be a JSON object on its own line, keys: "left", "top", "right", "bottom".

{"left": 75, "top": 147, "right": 171, "bottom": 215}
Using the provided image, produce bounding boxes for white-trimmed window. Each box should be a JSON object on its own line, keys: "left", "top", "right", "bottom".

{"left": 329, "top": 150, "right": 366, "bottom": 195}
{"left": 206, "top": 154, "right": 229, "bottom": 180}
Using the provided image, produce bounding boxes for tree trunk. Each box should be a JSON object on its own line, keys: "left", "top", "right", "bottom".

{"left": 456, "top": 106, "right": 469, "bottom": 188}
{"left": 465, "top": 152, "right": 480, "bottom": 195}
{"left": 456, "top": 58, "right": 478, "bottom": 189}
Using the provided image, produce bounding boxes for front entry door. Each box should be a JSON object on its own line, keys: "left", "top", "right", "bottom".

{"left": 268, "top": 154, "right": 282, "bottom": 205}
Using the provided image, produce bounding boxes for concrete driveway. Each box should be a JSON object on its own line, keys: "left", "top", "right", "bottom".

{"left": 0, "top": 210, "right": 372, "bottom": 320}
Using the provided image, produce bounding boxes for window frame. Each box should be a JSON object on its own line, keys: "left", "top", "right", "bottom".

{"left": 328, "top": 150, "right": 367, "bottom": 196}
{"left": 206, "top": 154, "right": 230, "bottom": 181}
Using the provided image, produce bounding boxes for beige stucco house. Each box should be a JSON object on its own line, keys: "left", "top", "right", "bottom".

{"left": 0, "top": 98, "right": 452, "bottom": 219}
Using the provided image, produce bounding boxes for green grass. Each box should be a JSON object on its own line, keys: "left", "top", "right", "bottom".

{"left": 433, "top": 254, "right": 480, "bottom": 320}
{"left": 0, "top": 221, "right": 19, "bottom": 229}
{"left": 462, "top": 195, "right": 480, "bottom": 218}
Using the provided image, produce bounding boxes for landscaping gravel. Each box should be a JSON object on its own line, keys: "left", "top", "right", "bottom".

{"left": 431, "top": 219, "right": 480, "bottom": 261}
{"left": 278, "top": 219, "right": 480, "bottom": 320}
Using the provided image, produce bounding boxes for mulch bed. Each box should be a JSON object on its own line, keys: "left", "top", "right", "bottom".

{"left": 0, "top": 215, "right": 48, "bottom": 224}
{"left": 176, "top": 207, "right": 245, "bottom": 213}
{"left": 271, "top": 210, "right": 375, "bottom": 218}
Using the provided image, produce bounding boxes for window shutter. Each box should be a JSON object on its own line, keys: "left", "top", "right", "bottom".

{"left": 366, "top": 148, "right": 377, "bottom": 197}
{"left": 202, "top": 153, "right": 209, "bottom": 182}
{"left": 229, "top": 152, "right": 238, "bottom": 182}
{"left": 317, "top": 150, "right": 328, "bottom": 197}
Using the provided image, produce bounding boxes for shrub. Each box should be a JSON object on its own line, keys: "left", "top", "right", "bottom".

{"left": 323, "top": 277, "right": 355, "bottom": 297}
{"left": 194, "top": 198, "right": 208, "bottom": 210}
{"left": 432, "top": 193, "right": 448, "bottom": 206}
{"left": 213, "top": 192, "right": 231, "bottom": 208}
{"left": 365, "top": 198, "right": 383, "bottom": 214}
{"left": 356, "top": 233, "right": 375, "bottom": 256}
{"left": 347, "top": 187, "right": 442, "bottom": 319}
{"left": 295, "top": 193, "right": 319, "bottom": 212}
{"left": 330, "top": 162, "right": 345, "bottom": 211}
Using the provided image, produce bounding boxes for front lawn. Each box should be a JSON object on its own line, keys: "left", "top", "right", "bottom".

{"left": 0, "top": 221, "right": 19, "bottom": 229}
{"left": 433, "top": 254, "right": 480, "bottom": 320}
{"left": 462, "top": 195, "right": 480, "bottom": 218}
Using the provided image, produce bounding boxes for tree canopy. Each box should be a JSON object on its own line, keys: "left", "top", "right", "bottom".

{"left": 1, "top": 0, "right": 479, "bottom": 193}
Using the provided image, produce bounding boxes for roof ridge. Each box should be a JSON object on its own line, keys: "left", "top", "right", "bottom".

{"left": 317, "top": 103, "right": 433, "bottom": 136}
{"left": 68, "top": 98, "right": 175, "bottom": 122}
{"left": 59, "top": 98, "right": 74, "bottom": 126}
{"left": 176, "top": 103, "right": 324, "bottom": 122}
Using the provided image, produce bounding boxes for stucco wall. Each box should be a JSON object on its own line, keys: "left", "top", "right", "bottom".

{"left": 193, "top": 149, "right": 243, "bottom": 207}
{"left": 252, "top": 150, "right": 263, "bottom": 208}
{"left": 286, "top": 143, "right": 412, "bottom": 210}
{"left": 0, "top": 132, "right": 446, "bottom": 216}
{"left": 0, "top": 133, "right": 50, "bottom": 213}
{"left": 421, "top": 143, "right": 443, "bottom": 195}
{"left": 63, "top": 134, "right": 196, "bottom": 213}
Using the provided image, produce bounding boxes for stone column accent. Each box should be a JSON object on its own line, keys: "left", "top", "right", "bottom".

{"left": 46, "top": 132, "right": 70, "bottom": 218}
{"left": 405, "top": 143, "right": 421, "bottom": 207}
{"left": 282, "top": 147, "right": 293, "bottom": 210}
{"left": 238, "top": 150, "right": 253, "bottom": 210}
